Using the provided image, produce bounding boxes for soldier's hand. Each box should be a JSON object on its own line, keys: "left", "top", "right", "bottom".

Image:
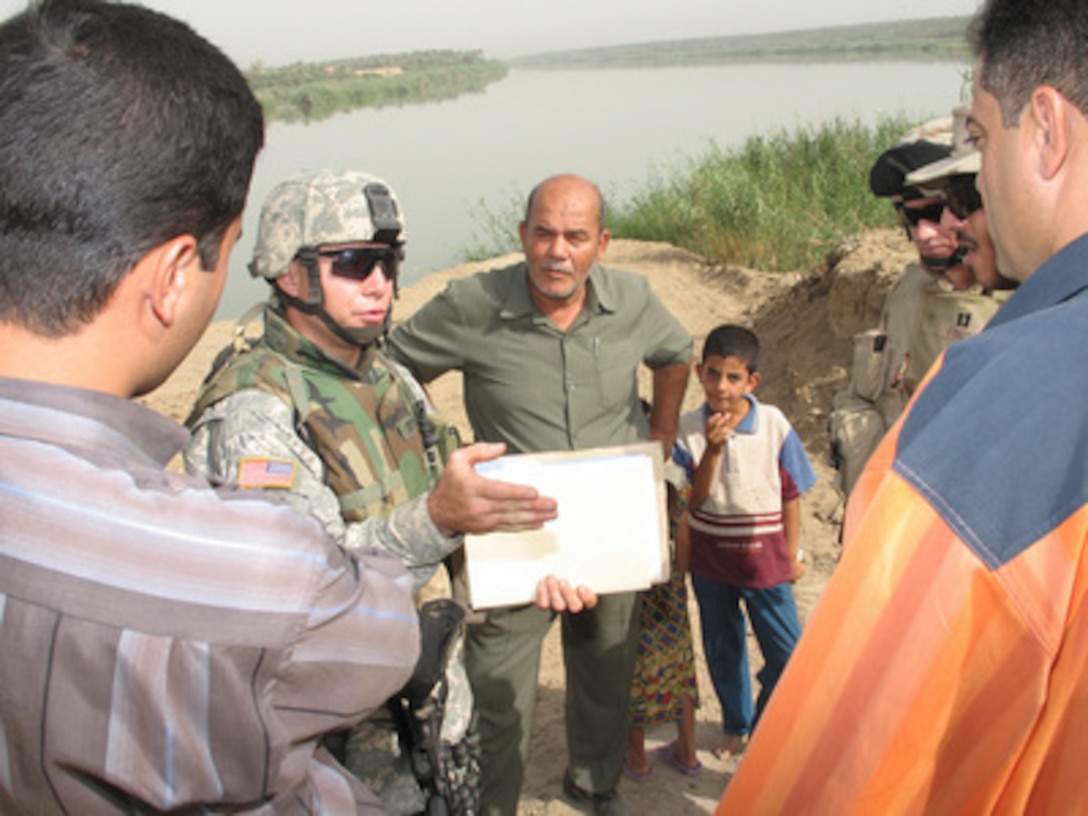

{"left": 535, "top": 575, "right": 598, "bottom": 613}
{"left": 427, "top": 442, "right": 558, "bottom": 537}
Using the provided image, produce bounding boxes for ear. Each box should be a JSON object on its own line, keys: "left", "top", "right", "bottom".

{"left": 747, "top": 371, "right": 762, "bottom": 392}
{"left": 1029, "top": 86, "right": 1069, "bottom": 181}
{"left": 146, "top": 234, "right": 200, "bottom": 328}
{"left": 518, "top": 220, "right": 528, "bottom": 249}
{"left": 597, "top": 227, "right": 612, "bottom": 256}
{"left": 275, "top": 261, "right": 305, "bottom": 299}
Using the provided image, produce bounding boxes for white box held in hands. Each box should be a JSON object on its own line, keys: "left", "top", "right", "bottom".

{"left": 464, "top": 442, "right": 670, "bottom": 609}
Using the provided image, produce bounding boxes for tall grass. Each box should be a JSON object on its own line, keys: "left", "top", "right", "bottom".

{"left": 463, "top": 114, "right": 920, "bottom": 271}
{"left": 610, "top": 114, "right": 917, "bottom": 270}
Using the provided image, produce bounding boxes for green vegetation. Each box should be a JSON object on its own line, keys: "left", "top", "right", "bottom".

{"left": 511, "top": 17, "right": 970, "bottom": 69}
{"left": 246, "top": 50, "right": 508, "bottom": 123}
{"left": 609, "top": 116, "right": 918, "bottom": 270}
{"left": 464, "top": 115, "right": 920, "bottom": 272}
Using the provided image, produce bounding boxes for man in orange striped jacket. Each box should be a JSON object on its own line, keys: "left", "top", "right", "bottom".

{"left": 716, "top": 0, "right": 1088, "bottom": 812}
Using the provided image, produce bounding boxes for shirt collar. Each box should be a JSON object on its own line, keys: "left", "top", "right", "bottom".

{"left": 499, "top": 261, "right": 614, "bottom": 322}
{"left": 987, "top": 232, "right": 1088, "bottom": 330}
{"left": 702, "top": 393, "right": 759, "bottom": 435}
{"left": 0, "top": 376, "right": 186, "bottom": 468}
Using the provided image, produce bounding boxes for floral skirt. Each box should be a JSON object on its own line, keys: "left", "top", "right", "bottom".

{"left": 630, "top": 571, "right": 699, "bottom": 727}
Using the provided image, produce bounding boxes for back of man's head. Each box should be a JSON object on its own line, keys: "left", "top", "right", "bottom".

{"left": 972, "top": 0, "right": 1088, "bottom": 125}
{"left": 0, "top": 0, "right": 264, "bottom": 337}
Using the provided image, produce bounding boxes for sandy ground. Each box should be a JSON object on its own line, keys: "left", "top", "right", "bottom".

{"left": 142, "top": 233, "right": 915, "bottom": 815}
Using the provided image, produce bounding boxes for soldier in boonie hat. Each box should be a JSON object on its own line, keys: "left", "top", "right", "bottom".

{"left": 829, "top": 130, "right": 969, "bottom": 498}
{"left": 907, "top": 106, "right": 1014, "bottom": 294}
{"left": 906, "top": 106, "right": 980, "bottom": 189}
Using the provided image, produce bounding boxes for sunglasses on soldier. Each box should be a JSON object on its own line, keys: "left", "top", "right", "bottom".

{"left": 944, "top": 174, "right": 983, "bottom": 220}
{"left": 898, "top": 200, "right": 946, "bottom": 228}
{"left": 318, "top": 245, "right": 399, "bottom": 281}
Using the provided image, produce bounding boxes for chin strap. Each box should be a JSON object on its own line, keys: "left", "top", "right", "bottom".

{"left": 920, "top": 246, "right": 968, "bottom": 275}
{"left": 277, "top": 249, "right": 390, "bottom": 349}
{"left": 920, "top": 255, "right": 951, "bottom": 273}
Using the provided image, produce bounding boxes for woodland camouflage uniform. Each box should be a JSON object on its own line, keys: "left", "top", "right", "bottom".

{"left": 188, "top": 304, "right": 457, "bottom": 527}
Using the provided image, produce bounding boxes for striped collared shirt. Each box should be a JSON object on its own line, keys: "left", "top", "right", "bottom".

{"left": 0, "top": 377, "right": 419, "bottom": 814}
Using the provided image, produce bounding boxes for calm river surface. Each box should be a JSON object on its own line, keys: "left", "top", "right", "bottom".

{"left": 219, "top": 61, "right": 968, "bottom": 319}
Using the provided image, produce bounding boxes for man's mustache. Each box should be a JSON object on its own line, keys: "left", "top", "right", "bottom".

{"left": 957, "top": 230, "right": 980, "bottom": 252}
{"left": 541, "top": 261, "right": 574, "bottom": 274}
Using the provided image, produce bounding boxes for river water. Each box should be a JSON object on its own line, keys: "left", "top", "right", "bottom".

{"left": 218, "top": 61, "right": 969, "bottom": 319}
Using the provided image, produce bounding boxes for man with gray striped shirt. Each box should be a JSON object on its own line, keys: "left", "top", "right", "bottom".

{"left": 0, "top": 2, "right": 529, "bottom": 813}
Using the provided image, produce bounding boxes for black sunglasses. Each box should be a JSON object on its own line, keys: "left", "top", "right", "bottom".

{"left": 318, "top": 246, "right": 399, "bottom": 281}
{"left": 899, "top": 201, "right": 947, "bottom": 228}
{"left": 945, "top": 175, "right": 983, "bottom": 220}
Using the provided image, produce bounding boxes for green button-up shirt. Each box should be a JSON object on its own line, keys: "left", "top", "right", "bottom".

{"left": 387, "top": 261, "right": 692, "bottom": 454}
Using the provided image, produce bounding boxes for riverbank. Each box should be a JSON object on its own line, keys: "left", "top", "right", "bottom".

{"left": 509, "top": 15, "right": 970, "bottom": 68}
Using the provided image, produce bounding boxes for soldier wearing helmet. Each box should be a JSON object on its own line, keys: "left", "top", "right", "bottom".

{"left": 248, "top": 169, "right": 407, "bottom": 349}
{"left": 184, "top": 169, "right": 588, "bottom": 814}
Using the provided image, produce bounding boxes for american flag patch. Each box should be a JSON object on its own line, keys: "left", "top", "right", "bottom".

{"left": 237, "top": 458, "right": 297, "bottom": 489}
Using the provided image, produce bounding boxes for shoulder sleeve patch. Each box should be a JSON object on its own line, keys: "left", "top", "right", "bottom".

{"left": 237, "top": 457, "right": 297, "bottom": 489}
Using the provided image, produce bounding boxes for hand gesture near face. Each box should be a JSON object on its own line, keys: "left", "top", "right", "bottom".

{"left": 705, "top": 410, "right": 735, "bottom": 451}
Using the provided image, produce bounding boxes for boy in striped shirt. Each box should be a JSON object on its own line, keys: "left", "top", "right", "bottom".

{"left": 674, "top": 324, "right": 816, "bottom": 760}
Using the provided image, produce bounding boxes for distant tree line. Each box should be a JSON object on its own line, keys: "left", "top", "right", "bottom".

{"left": 246, "top": 50, "right": 508, "bottom": 123}
{"left": 510, "top": 16, "right": 971, "bottom": 69}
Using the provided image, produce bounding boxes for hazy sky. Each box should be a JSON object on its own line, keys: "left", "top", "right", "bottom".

{"left": 0, "top": 0, "right": 983, "bottom": 66}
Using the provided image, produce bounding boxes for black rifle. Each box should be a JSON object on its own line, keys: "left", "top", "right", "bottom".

{"left": 391, "top": 598, "right": 481, "bottom": 816}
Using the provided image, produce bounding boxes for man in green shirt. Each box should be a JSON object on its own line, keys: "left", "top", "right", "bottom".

{"left": 388, "top": 174, "right": 692, "bottom": 816}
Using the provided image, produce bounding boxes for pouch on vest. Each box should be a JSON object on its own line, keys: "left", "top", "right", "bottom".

{"left": 849, "top": 328, "right": 890, "bottom": 402}
{"left": 829, "top": 390, "right": 887, "bottom": 497}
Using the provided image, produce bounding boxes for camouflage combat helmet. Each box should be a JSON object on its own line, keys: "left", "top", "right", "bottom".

{"left": 249, "top": 168, "right": 406, "bottom": 279}
{"left": 249, "top": 168, "right": 407, "bottom": 346}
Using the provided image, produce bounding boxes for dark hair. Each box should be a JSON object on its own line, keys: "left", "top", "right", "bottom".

{"left": 0, "top": 0, "right": 264, "bottom": 336}
{"left": 702, "top": 324, "right": 759, "bottom": 372}
{"left": 971, "top": 0, "right": 1088, "bottom": 126}
{"left": 524, "top": 175, "right": 606, "bottom": 230}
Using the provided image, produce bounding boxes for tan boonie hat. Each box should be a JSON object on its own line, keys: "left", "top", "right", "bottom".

{"left": 907, "top": 105, "right": 980, "bottom": 188}
{"left": 249, "top": 168, "right": 406, "bottom": 280}
{"left": 898, "top": 114, "right": 953, "bottom": 147}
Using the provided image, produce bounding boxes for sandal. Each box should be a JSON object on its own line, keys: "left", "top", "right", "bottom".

{"left": 654, "top": 743, "right": 703, "bottom": 776}
{"left": 622, "top": 760, "right": 654, "bottom": 782}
